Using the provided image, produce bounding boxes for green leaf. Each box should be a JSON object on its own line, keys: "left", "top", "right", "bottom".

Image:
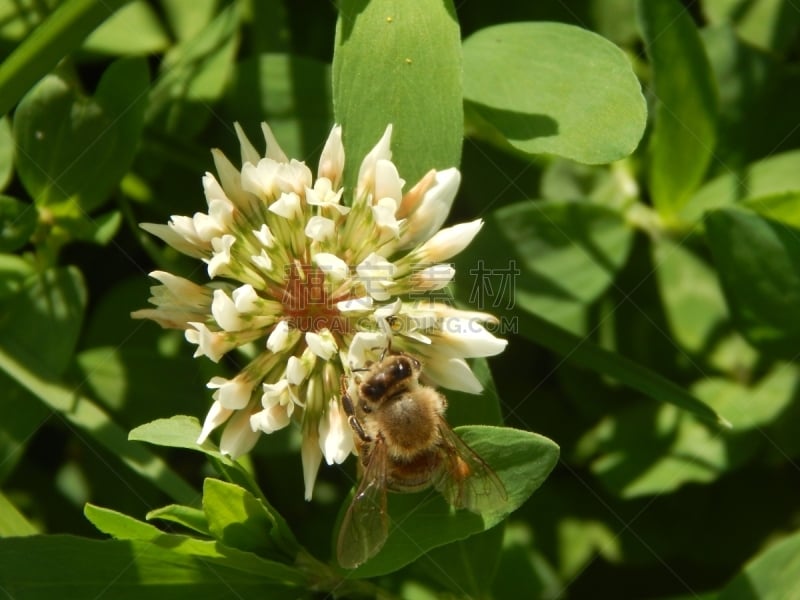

{"left": 203, "top": 478, "right": 297, "bottom": 558}
{"left": 512, "top": 310, "right": 731, "bottom": 428}
{"left": 333, "top": 0, "right": 463, "bottom": 191}
{"left": 13, "top": 57, "right": 149, "bottom": 212}
{"left": 345, "top": 426, "right": 559, "bottom": 578}
{"left": 639, "top": 0, "right": 718, "bottom": 216}
{"left": 744, "top": 191, "right": 800, "bottom": 229}
{"left": 0, "top": 267, "right": 86, "bottom": 376}
{"left": 129, "top": 416, "right": 273, "bottom": 508}
{"left": 454, "top": 199, "right": 633, "bottom": 335}
{"left": 653, "top": 238, "right": 729, "bottom": 355}
{"left": 0, "top": 117, "right": 13, "bottom": 190}
{"left": 83, "top": 1, "right": 170, "bottom": 55}
{"left": 0, "top": 0, "right": 132, "bottom": 117}
{"left": 705, "top": 208, "right": 800, "bottom": 357}
{"left": 0, "top": 490, "right": 38, "bottom": 536}
{"left": 0, "top": 535, "right": 307, "bottom": 598}
{"left": 494, "top": 200, "right": 634, "bottom": 304}
{"left": 683, "top": 150, "right": 800, "bottom": 223}
{"left": 0, "top": 347, "right": 197, "bottom": 504}
{"left": 85, "top": 503, "right": 163, "bottom": 541}
{"left": 415, "top": 525, "right": 504, "bottom": 598}
{"left": 83, "top": 503, "right": 308, "bottom": 584}
{"left": 160, "top": 0, "right": 218, "bottom": 42}
{"left": 717, "top": 530, "right": 800, "bottom": 600}
{"left": 463, "top": 22, "right": 646, "bottom": 164}
{"left": 0, "top": 195, "right": 37, "bottom": 252}
{"left": 146, "top": 4, "right": 239, "bottom": 136}
{"left": 147, "top": 504, "right": 210, "bottom": 536}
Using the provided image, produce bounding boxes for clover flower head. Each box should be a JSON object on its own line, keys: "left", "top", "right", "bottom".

{"left": 133, "top": 122, "right": 507, "bottom": 500}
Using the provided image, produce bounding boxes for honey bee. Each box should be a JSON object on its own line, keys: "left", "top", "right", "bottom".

{"left": 336, "top": 351, "right": 507, "bottom": 569}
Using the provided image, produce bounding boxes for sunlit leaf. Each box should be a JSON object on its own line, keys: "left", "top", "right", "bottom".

{"left": 0, "top": 490, "right": 38, "bottom": 536}
{"left": 147, "top": 504, "right": 210, "bottom": 536}
{"left": 463, "top": 22, "right": 646, "bottom": 164}
{"left": 0, "top": 535, "right": 306, "bottom": 598}
{"left": 683, "top": 149, "right": 800, "bottom": 223}
{"left": 704, "top": 0, "right": 800, "bottom": 53}
{"left": 0, "top": 0, "right": 132, "bottom": 117}
{"left": 83, "top": 1, "right": 169, "bottom": 55}
{"left": 333, "top": 0, "right": 463, "bottom": 191}
{"left": 717, "top": 530, "right": 800, "bottom": 600}
{"left": 13, "top": 57, "right": 149, "bottom": 212}
{"left": 705, "top": 207, "right": 800, "bottom": 357}
{"left": 0, "top": 117, "right": 12, "bottom": 190}
{"left": 344, "top": 426, "right": 559, "bottom": 578}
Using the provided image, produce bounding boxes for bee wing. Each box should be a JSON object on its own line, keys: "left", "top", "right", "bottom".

{"left": 434, "top": 420, "right": 508, "bottom": 515}
{"left": 336, "top": 437, "right": 390, "bottom": 569}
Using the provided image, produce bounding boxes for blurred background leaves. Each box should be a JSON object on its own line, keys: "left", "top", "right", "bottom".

{"left": 0, "top": 0, "right": 799, "bottom": 598}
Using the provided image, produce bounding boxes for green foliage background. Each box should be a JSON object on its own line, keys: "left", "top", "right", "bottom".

{"left": 1, "top": 0, "right": 800, "bottom": 597}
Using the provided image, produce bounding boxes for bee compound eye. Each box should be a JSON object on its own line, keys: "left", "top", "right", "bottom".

{"left": 362, "top": 382, "right": 384, "bottom": 400}
{"left": 360, "top": 401, "right": 372, "bottom": 414}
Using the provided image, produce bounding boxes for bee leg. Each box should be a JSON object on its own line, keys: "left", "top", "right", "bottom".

{"left": 341, "top": 386, "right": 371, "bottom": 443}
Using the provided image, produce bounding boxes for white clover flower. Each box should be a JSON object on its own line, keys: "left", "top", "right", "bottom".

{"left": 133, "top": 122, "right": 506, "bottom": 500}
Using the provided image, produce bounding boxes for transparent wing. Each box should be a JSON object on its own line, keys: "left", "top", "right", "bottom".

{"left": 336, "top": 437, "right": 389, "bottom": 569}
{"left": 434, "top": 421, "right": 508, "bottom": 515}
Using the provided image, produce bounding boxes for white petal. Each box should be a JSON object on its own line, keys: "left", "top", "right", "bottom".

{"left": 438, "top": 318, "right": 508, "bottom": 357}
{"left": 357, "top": 124, "right": 393, "bottom": 199}
{"left": 305, "top": 216, "right": 336, "bottom": 242}
{"left": 205, "top": 234, "right": 236, "bottom": 278}
{"left": 301, "top": 429, "right": 323, "bottom": 501}
{"left": 313, "top": 252, "right": 349, "bottom": 281}
{"left": 374, "top": 158, "right": 404, "bottom": 203}
{"left": 253, "top": 224, "right": 275, "bottom": 247}
{"left": 220, "top": 409, "right": 260, "bottom": 458}
{"left": 305, "top": 330, "right": 337, "bottom": 360}
{"left": 197, "top": 400, "right": 232, "bottom": 444}
{"left": 318, "top": 124, "right": 345, "bottom": 185}
{"left": 423, "top": 357, "right": 483, "bottom": 394}
{"left": 232, "top": 284, "right": 259, "bottom": 313}
{"left": 208, "top": 376, "right": 254, "bottom": 409}
{"left": 185, "top": 322, "right": 229, "bottom": 362}
{"left": 267, "top": 320, "right": 292, "bottom": 352}
{"left": 347, "top": 331, "right": 389, "bottom": 369}
{"left": 211, "top": 289, "right": 244, "bottom": 332}
{"left": 319, "top": 398, "right": 354, "bottom": 465}
{"left": 356, "top": 253, "right": 396, "bottom": 301}
{"left": 286, "top": 356, "right": 308, "bottom": 386}
{"left": 140, "top": 222, "right": 206, "bottom": 258}
{"left": 269, "top": 192, "right": 302, "bottom": 219}
{"left": 372, "top": 197, "right": 400, "bottom": 236}
{"left": 252, "top": 249, "right": 273, "bottom": 272}
{"left": 261, "top": 122, "right": 289, "bottom": 163}
{"left": 400, "top": 168, "right": 460, "bottom": 247}
{"left": 336, "top": 296, "right": 373, "bottom": 313}
{"left": 416, "top": 219, "right": 483, "bottom": 262}
{"left": 411, "top": 264, "right": 455, "bottom": 291}
{"left": 235, "top": 122, "right": 261, "bottom": 165}
{"left": 250, "top": 403, "right": 291, "bottom": 434}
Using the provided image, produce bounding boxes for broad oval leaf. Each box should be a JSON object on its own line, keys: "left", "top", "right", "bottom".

{"left": 705, "top": 207, "right": 800, "bottom": 358}
{"left": 639, "top": 0, "right": 718, "bottom": 216}
{"left": 203, "top": 478, "right": 297, "bottom": 559}
{"left": 13, "top": 57, "right": 149, "bottom": 212}
{"left": 342, "top": 425, "right": 559, "bottom": 578}
{"left": 333, "top": 0, "right": 463, "bottom": 191}
{"left": 83, "top": 1, "right": 170, "bottom": 55}
{"left": 463, "top": 22, "right": 646, "bottom": 165}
